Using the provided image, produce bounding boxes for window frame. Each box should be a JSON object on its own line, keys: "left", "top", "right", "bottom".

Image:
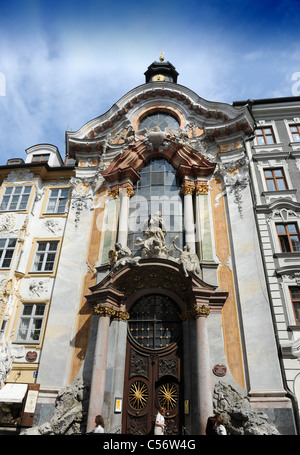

{"left": 26, "top": 238, "right": 62, "bottom": 276}
{"left": 289, "top": 124, "right": 300, "bottom": 143}
{"left": 289, "top": 287, "right": 300, "bottom": 326}
{"left": 15, "top": 302, "right": 47, "bottom": 344}
{"left": 0, "top": 237, "right": 18, "bottom": 269}
{"left": 276, "top": 223, "right": 300, "bottom": 253}
{"left": 31, "top": 154, "right": 50, "bottom": 163}
{"left": 264, "top": 168, "right": 288, "bottom": 191}
{"left": 255, "top": 126, "right": 276, "bottom": 145}
{"left": 44, "top": 187, "right": 70, "bottom": 214}
{"left": 0, "top": 185, "right": 33, "bottom": 212}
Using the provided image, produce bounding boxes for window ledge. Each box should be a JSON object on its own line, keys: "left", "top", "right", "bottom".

{"left": 274, "top": 252, "right": 300, "bottom": 259}
{"left": 262, "top": 189, "right": 297, "bottom": 197}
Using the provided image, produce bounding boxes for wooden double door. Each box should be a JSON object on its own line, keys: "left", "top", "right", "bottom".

{"left": 122, "top": 338, "right": 183, "bottom": 435}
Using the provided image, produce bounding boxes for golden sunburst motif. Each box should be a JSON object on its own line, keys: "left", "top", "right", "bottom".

{"left": 129, "top": 381, "right": 148, "bottom": 409}
{"left": 158, "top": 383, "right": 178, "bottom": 410}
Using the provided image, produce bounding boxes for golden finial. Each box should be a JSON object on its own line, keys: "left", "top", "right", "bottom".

{"left": 159, "top": 50, "right": 164, "bottom": 62}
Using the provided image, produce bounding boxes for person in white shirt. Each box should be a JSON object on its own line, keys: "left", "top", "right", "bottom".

{"left": 215, "top": 414, "right": 227, "bottom": 435}
{"left": 154, "top": 407, "right": 166, "bottom": 435}
{"left": 92, "top": 415, "right": 105, "bottom": 433}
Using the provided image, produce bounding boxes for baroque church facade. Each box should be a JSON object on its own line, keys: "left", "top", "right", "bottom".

{"left": 0, "top": 57, "right": 300, "bottom": 435}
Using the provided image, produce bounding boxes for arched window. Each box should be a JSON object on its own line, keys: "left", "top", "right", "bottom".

{"left": 138, "top": 112, "right": 179, "bottom": 131}
{"left": 128, "top": 294, "right": 182, "bottom": 349}
{"left": 127, "top": 158, "right": 183, "bottom": 256}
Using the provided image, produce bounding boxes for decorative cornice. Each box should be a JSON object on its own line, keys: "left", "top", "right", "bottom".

{"left": 66, "top": 85, "right": 254, "bottom": 147}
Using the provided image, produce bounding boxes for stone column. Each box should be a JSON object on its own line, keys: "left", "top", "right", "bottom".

{"left": 181, "top": 182, "right": 196, "bottom": 253}
{"left": 117, "top": 186, "right": 134, "bottom": 247}
{"left": 194, "top": 305, "right": 213, "bottom": 435}
{"left": 87, "top": 305, "right": 114, "bottom": 432}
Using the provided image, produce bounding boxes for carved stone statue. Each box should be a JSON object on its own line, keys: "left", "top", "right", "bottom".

{"left": 109, "top": 243, "right": 139, "bottom": 270}
{"left": 135, "top": 211, "right": 168, "bottom": 258}
{"left": 173, "top": 242, "right": 201, "bottom": 278}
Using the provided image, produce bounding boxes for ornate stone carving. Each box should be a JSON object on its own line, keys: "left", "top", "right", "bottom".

{"left": 0, "top": 331, "right": 25, "bottom": 387}
{"left": 28, "top": 279, "right": 50, "bottom": 297}
{"left": 135, "top": 211, "right": 168, "bottom": 259}
{"left": 0, "top": 214, "right": 16, "bottom": 232}
{"left": 173, "top": 241, "right": 201, "bottom": 278}
{"left": 109, "top": 243, "right": 139, "bottom": 270}
{"left": 44, "top": 219, "right": 62, "bottom": 235}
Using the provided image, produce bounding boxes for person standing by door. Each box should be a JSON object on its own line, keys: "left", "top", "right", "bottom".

{"left": 154, "top": 407, "right": 166, "bottom": 435}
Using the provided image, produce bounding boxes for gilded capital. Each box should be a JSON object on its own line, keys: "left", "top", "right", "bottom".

{"left": 180, "top": 305, "right": 210, "bottom": 320}
{"left": 94, "top": 305, "right": 116, "bottom": 317}
{"left": 196, "top": 183, "right": 209, "bottom": 195}
{"left": 194, "top": 305, "right": 210, "bottom": 318}
{"left": 125, "top": 187, "right": 134, "bottom": 197}
{"left": 181, "top": 183, "right": 195, "bottom": 195}
{"left": 114, "top": 310, "right": 130, "bottom": 321}
{"left": 108, "top": 188, "right": 119, "bottom": 199}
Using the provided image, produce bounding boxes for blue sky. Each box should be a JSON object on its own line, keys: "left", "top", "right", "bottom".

{"left": 0, "top": 0, "right": 299, "bottom": 165}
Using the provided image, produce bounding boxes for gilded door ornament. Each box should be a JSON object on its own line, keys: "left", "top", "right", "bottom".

{"left": 129, "top": 380, "right": 148, "bottom": 410}
{"left": 158, "top": 382, "right": 178, "bottom": 411}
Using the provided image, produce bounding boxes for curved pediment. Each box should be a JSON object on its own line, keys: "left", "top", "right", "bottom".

{"left": 66, "top": 82, "right": 254, "bottom": 160}
{"left": 101, "top": 136, "right": 216, "bottom": 186}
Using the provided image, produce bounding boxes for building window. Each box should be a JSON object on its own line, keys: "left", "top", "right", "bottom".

{"left": 16, "top": 304, "right": 46, "bottom": 343}
{"left": 264, "top": 168, "right": 287, "bottom": 191}
{"left": 128, "top": 158, "right": 183, "bottom": 256}
{"left": 32, "top": 154, "right": 50, "bottom": 163}
{"left": 289, "top": 287, "right": 300, "bottom": 325}
{"left": 290, "top": 125, "right": 300, "bottom": 142}
{"left": 45, "top": 188, "right": 70, "bottom": 214}
{"left": 128, "top": 294, "right": 182, "bottom": 349}
{"left": 276, "top": 223, "right": 300, "bottom": 252}
{"left": 138, "top": 112, "right": 180, "bottom": 131}
{"left": 64, "top": 157, "right": 76, "bottom": 166}
{"left": 0, "top": 185, "right": 32, "bottom": 211}
{"left": 31, "top": 241, "right": 59, "bottom": 272}
{"left": 0, "top": 238, "right": 17, "bottom": 268}
{"left": 255, "top": 127, "right": 275, "bottom": 145}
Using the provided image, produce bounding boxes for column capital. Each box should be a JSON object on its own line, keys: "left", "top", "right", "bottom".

{"left": 196, "top": 182, "right": 209, "bottom": 195}
{"left": 94, "top": 304, "right": 116, "bottom": 317}
{"left": 94, "top": 304, "right": 130, "bottom": 321}
{"left": 108, "top": 184, "right": 135, "bottom": 198}
{"left": 181, "top": 182, "right": 195, "bottom": 195}
{"left": 180, "top": 305, "right": 210, "bottom": 321}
